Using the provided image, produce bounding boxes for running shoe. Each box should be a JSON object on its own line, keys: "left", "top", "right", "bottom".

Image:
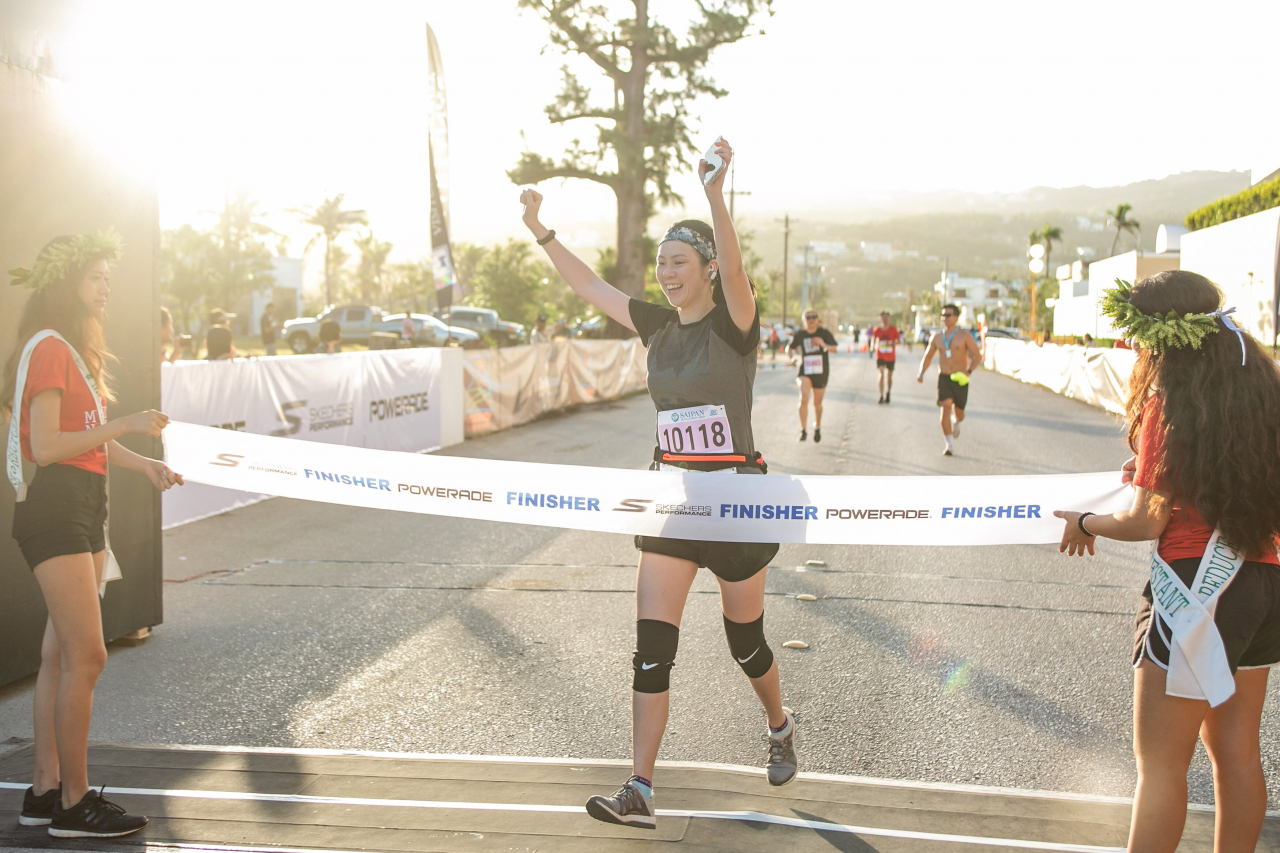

{"left": 877, "top": 395, "right": 884, "bottom": 404}
{"left": 48, "top": 789, "right": 147, "bottom": 838}
{"left": 885, "top": 393, "right": 891, "bottom": 404}
{"left": 943, "top": 446, "right": 953, "bottom": 457}
{"left": 813, "top": 428, "right": 822, "bottom": 443}
{"left": 19, "top": 785, "right": 59, "bottom": 826}
{"left": 585, "top": 777, "right": 656, "bottom": 829}
{"left": 767, "top": 712, "right": 798, "bottom": 786}
{"left": 951, "top": 421, "right": 961, "bottom": 439}
{"left": 799, "top": 429, "right": 807, "bottom": 442}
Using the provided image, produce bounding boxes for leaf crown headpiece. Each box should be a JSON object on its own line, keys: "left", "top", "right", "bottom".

{"left": 1100, "top": 278, "right": 1223, "bottom": 355}
{"left": 8, "top": 229, "right": 123, "bottom": 292}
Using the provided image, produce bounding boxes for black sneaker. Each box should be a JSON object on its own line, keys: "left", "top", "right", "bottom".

{"left": 877, "top": 395, "right": 884, "bottom": 404}
{"left": 585, "top": 777, "right": 655, "bottom": 829}
{"left": 885, "top": 393, "right": 891, "bottom": 404}
{"left": 799, "top": 429, "right": 807, "bottom": 442}
{"left": 813, "top": 428, "right": 822, "bottom": 443}
{"left": 19, "top": 785, "right": 59, "bottom": 826}
{"left": 49, "top": 789, "right": 147, "bottom": 838}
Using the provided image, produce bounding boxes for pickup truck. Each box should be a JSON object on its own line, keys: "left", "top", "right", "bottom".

{"left": 433, "top": 306, "right": 525, "bottom": 347}
{"left": 283, "top": 305, "right": 480, "bottom": 353}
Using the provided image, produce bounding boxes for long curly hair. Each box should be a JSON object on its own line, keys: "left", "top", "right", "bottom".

{"left": 2, "top": 237, "right": 116, "bottom": 419}
{"left": 1124, "top": 270, "right": 1280, "bottom": 555}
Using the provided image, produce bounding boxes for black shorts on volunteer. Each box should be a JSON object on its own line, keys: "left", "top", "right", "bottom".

{"left": 875, "top": 358, "right": 894, "bottom": 372}
{"left": 937, "top": 373, "right": 969, "bottom": 410}
{"left": 11, "top": 463, "right": 107, "bottom": 570}
{"left": 634, "top": 536, "right": 779, "bottom": 583}
{"left": 1134, "top": 556, "right": 1280, "bottom": 672}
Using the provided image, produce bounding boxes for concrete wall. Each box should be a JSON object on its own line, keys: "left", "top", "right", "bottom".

{"left": 1055, "top": 251, "right": 1180, "bottom": 339}
{"left": 1180, "top": 208, "right": 1280, "bottom": 346}
{"left": 0, "top": 0, "right": 163, "bottom": 686}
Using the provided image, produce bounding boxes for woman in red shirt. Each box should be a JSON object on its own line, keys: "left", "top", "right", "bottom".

{"left": 1055, "top": 271, "right": 1280, "bottom": 852}
{"left": 2, "top": 232, "right": 183, "bottom": 839}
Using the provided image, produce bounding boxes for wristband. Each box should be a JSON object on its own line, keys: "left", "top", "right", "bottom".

{"left": 1077, "top": 512, "right": 1096, "bottom": 537}
{"left": 536, "top": 229, "right": 557, "bottom": 246}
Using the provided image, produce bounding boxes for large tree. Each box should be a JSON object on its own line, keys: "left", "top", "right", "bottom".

{"left": 509, "top": 0, "right": 773, "bottom": 336}
{"left": 353, "top": 231, "right": 394, "bottom": 304}
{"left": 160, "top": 225, "right": 218, "bottom": 333}
{"left": 293, "top": 194, "right": 368, "bottom": 307}
{"left": 212, "top": 192, "right": 277, "bottom": 311}
{"left": 1107, "top": 203, "right": 1140, "bottom": 257}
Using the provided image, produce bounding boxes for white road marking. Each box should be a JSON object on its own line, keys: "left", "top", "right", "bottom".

{"left": 0, "top": 780, "right": 1122, "bottom": 851}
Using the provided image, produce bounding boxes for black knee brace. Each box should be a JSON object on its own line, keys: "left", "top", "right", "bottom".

{"left": 723, "top": 613, "right": 774, "bottom": 678}
{"left": 632, "top": 619, "right": 679, "bottom": 693}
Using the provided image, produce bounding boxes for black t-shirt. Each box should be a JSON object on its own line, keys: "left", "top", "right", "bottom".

{"left": 629, "top": 299, "right": 762, "bottom": 472}
{"left": 260, "top": 314, "right": 277, "bottom": 344}
{"left": 788, "top": 328, "right": 837, "bottom": 377}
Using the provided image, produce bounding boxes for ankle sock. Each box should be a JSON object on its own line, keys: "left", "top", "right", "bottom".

{"left": 628, "top": 775, "right": 653, "bottom": 796}
{"left": 769, "top": 715, "right": 791, "bottom": 735}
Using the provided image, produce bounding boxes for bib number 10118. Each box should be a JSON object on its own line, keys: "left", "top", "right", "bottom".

{"left": 658, "top": 404, "right": 732, "bottom": 454}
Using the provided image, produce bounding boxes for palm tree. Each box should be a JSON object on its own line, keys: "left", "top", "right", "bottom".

{"left": 353, "top": 231, "right": 394, "bottom": 304}
{"left": 1039, "top": 223, "right": 1063, "bottom": 282}
{"left": 292, "top": 195, "right": 368, "bottom": 307}
{"left": 1107, "top": 203, "right": 1140, "bottom": 256}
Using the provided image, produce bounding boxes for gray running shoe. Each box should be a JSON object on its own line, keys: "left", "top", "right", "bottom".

{"left": 767, "top": 712, "right": 798, "bottom": 786}
{"left": 586, "top": 778, "right": 655, "bottom": 829}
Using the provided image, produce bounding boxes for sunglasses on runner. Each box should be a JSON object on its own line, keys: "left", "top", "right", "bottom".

{"left": 943, "top": 312, "right": 958, "bottom": 318}
{"left": 804, "top": 313, "right": 818, "bottom": 320}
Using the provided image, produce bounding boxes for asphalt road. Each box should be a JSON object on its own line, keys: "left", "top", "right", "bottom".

{"left": 3, "top": 344, "right": 1277, "bottom": 811}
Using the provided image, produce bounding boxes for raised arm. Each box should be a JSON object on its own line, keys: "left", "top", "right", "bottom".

{"left": 520, "top": 189, "right": 635, "bottom": 333}
{"left": 702, "top": 138, "right": 756, "bottom": 334}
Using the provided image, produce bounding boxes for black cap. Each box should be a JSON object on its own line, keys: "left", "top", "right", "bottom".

{"left": 537, "top": 315, "right": 547, "bottom": 322}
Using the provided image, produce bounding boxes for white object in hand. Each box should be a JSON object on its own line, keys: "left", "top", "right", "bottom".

{"left": 702, "top": 139, "right": 725, "bottom": 185}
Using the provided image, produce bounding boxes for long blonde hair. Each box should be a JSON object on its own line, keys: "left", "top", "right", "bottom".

{"left": 2, "top": 236, "right": 116, "bottom": 419}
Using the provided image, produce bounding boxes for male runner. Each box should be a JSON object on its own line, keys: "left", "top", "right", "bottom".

{"left": 870, "top": 311, "right": 900, "bottom": 404}
{"left": 788, "top": 310, "right": 837, "bottom": 441}
{"left": 917, "top": 303, "right": 981, "bottom": 456}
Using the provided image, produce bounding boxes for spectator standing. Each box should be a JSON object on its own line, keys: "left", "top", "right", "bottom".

{"left": 401, "top": 310, "right": 417, "bottom": 346}
{"left": 259, "top": 302, "right": 279, "bottom": 356}
{"left": 314, "top": 319, "right": 342, "bottom": 354}
{"left": 159, "top": 308, "right": 187, "bottom": 363}
{"left": 532, "top": 315, "right": 551, "bottom": 345}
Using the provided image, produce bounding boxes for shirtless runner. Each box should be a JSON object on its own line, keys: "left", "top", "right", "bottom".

{"left": 916, "top": 303, "right": 981, "bottom": 456}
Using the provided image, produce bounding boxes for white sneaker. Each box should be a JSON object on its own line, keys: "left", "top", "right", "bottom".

{"left": 952, "top": 421, "right": 961, "bottom": 439}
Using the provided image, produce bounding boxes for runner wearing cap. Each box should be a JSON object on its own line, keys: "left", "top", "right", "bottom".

{"left": 520, "top": 136, "right": 798, "bottom": 832}
{"left": 788, "top": 311, "right": 837, "bottom": 442}
{"left": 871, "top": 311, "right": 900, "bottom": 404}
{"left": 917, "top": 303, "right": 980, "bottom": 456}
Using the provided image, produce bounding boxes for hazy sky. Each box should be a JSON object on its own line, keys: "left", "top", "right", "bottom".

{"left": 61, "top": 0, "right": 1280, "bottom": 265}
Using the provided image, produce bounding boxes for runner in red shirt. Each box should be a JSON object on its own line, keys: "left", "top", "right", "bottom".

{"left": 3, "top": 231, "right": 182, "bottom": 839}
{"left": 1054, "top": 271, "right": 1280, "bottom": 852}
{"left": 870, "top": 311, "right": 900, "bottom": 404}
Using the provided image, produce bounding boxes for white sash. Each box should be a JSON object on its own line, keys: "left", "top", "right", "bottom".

{"left": 1149, "top": 529, "right": 1245, "bottom": 706}
{"left": 7, "top": 330, "right": 122, "bottom": 596}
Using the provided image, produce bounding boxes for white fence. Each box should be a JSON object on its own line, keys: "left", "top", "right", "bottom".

{"left": 983, "top": 338, "right": 1136, "bottom": 415}
{"left": 161, "top": 348, "right": 464, "bottom": 528}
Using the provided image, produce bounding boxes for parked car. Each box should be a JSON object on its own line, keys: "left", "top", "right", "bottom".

{"left": 570, "top": 315, "right": 609, "bottom": 339}
{"left": 382, "top": 313, "right": 484, "bottom": 348}
{"left": 433, "top": 306, "right": 525, "bottom": 347}
{"left": 283, "top": 305, "right": 480, "bottom": 353}
{"left": 982, "top": 327, "right": 1028, "bottom": 341}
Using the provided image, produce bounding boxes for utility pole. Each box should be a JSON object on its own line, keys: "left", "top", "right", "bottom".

{"left": 776, "top": 214, "right": 792, "bottom": 328}
{"left": 728, "top": 159, "right": 752, "bottom": 221}
{"left": 801, "top": 244, "right": 811, "bottom": 313}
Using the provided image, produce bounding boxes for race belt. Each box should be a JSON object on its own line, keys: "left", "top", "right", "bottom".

{"left": 163, "top": 423, "right": 1133, "bottom": 546}
{"left": 1149, "top": 530, "right": 1246, "bottom": 706}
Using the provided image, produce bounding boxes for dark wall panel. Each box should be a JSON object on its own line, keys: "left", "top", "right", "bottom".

{"left": 1, "top": 1, "right": 162, "bottom": 686}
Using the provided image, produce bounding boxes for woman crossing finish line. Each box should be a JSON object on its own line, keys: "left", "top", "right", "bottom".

{"left": 4, "top": 232, "right": 184, "bottom": 839}
{"left": 1054, "top": 272, "right": 1280, "bottom": 853}
{"left": 521, "top": 136, "right": 796, "bottom": 831}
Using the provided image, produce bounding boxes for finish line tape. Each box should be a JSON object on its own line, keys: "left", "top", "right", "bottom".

{"left": 163, "top": 422, "right": 1132, "bottom": 546}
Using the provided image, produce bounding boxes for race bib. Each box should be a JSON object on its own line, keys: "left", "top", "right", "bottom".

{"left": 877, "top": 339, "right": 894, "bottom": 353}
{"left": 658, "top": 404, "right": 732, "bottom": 455}
{"left": 803, "top": 355, "right": 825, "bottom": 375}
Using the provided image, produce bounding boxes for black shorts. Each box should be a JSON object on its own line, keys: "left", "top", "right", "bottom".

{"left": 11, "top": 464, "right": 107, "bottom": 570}
{"left": 799, "top": 372, "right": 829, "bottom": 389}
{"left": 634, "top": 536, "right": 779, "bottom": 583}
{"left": 1134, "top": 557, "right": 1280, "bottom": 673}
{"left": 876, "top": 358, "right": 895, "bottom": 371}
{"left": 937, "top": 373, "right": 969, "bottom": 410}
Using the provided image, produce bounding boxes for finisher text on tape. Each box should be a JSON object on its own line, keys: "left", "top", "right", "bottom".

{"left": 163, "top": 422, "right": 1132, "bottom": 546}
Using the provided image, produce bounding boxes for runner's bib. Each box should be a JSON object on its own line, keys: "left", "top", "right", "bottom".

{"left": 658, "top": 405, "right": 732, "bottom": 455}
{"left": 1148, "top": 529, "right": 1246, "bottom": 706}
{"left": 877, "top": 340, "right": 894, "bottom": 354}
{"left": 802, "top": 355, "right": 824, "bottom": 375}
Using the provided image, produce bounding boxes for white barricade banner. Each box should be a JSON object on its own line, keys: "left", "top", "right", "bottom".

{"left": 161, "top": 349, "right": 464, "bottom": 528}
{"left": 984, "top": 339, "right": 1135, "bottom": 415}
{"left": 163, "top": 422, "right": 1133, "bottom": 546}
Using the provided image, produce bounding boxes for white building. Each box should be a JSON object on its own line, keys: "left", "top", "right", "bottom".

{"left": 860, "top": 241, "right": 895, "bottom": 263}
{"left": 1053, "top": 250, "right": 1179, "bottom": 339}
{"left": 935, "top": 272, "right": 1016, "bottom": 325}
